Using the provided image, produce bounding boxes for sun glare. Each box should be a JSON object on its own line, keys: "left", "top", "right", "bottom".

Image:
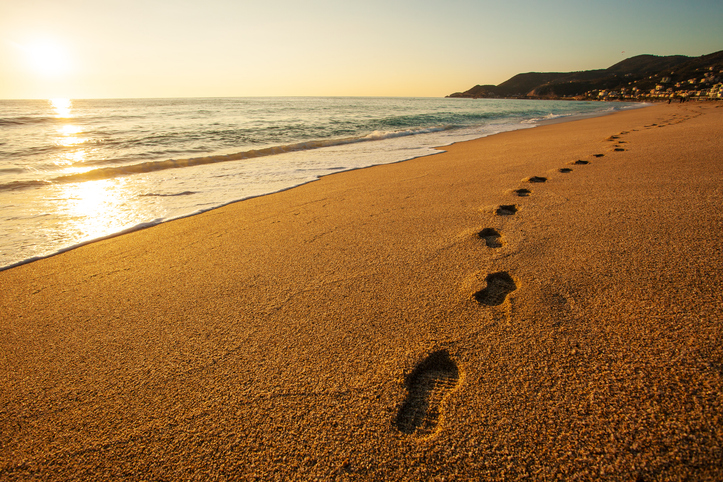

{"left": 15, "top": 40, "right": 71, "bottom": 77}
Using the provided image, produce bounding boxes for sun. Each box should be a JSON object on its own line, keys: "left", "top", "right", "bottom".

{"left": 16, "top": 39, "right": 72, "bottom": 77}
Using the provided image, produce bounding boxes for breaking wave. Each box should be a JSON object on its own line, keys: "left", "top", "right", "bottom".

{"left": 0, "top": 126, "right": 453, "bottom": 191}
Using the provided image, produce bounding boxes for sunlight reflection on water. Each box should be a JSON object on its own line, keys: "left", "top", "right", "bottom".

{"left": 50, "top": 98, "right": 72, "bottom": 118}
{"left": 55, "top": 179, "right": 136, "bottom": 242}
{"left": 1, "top": 97, "right": 643, "bottom": 269}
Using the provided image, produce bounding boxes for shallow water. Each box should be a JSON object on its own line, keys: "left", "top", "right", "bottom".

{"left": 0, "top": 97, "right": 641, "bottom": 269}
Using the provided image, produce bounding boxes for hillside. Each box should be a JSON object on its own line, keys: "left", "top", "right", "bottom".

{"left": 448, "top": 50, "right": 723, "bottom": 100}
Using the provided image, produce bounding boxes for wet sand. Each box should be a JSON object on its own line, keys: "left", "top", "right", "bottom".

{"left": 1, "top": 102, "right": 722, "bottom": 480}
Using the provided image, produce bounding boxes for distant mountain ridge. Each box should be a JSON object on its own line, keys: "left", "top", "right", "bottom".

{"left": 448, "top": 50, "right": 723, "bottom": 100}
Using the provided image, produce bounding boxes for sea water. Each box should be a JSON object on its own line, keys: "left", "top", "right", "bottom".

{"left": 0, "top": 97, "right": 641, "bottom": 269}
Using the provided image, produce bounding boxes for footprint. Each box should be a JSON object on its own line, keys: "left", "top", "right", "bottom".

{"left": 478, "top": 228, "right": 502, "bottom": 248}
{"left": 574, "top": 160, "right": 589, "bottom": 165}
{"left": 613, "top": 147, "right": 626, "bottom": 152}
{"left": 559, "top": 168, "right": 572, "bottom": 173}
{"left": 528, "top": 176, "right": 547, "bottom": 183}
{"left": 474, "top": 271, "right": 517, "bottom": 306}
{"left": 593, "top": 154, "right": 605, "bottom": 158}
{"left": 496, "top": 204, "right": 518, "bottom": 216}
{"left": 514, "top": 188, "right": 531, "bottom": 197}
{"left": 395, "top": 350, "right": 460, "bottom": 436}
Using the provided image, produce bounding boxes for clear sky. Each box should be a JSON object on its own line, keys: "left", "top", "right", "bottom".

{"left": 1, "top": 0, "right": 721, "bottom": 99}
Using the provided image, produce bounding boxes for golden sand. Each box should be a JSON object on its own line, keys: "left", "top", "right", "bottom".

{"left": 1, "top": 103, "right": 722, "bottom": 480}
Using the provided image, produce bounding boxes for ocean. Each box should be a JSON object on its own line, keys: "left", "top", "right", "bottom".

{"left": 0, "top": 97, "right": 641, "bottom": 269}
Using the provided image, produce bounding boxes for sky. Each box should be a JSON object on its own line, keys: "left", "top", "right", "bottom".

{"left": 1, "top": 0, "right": 721, "bottom": 99}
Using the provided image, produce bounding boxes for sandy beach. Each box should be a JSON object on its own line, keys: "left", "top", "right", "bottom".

{"left": 1, "top": 102, "right": 722, "bottom": 480}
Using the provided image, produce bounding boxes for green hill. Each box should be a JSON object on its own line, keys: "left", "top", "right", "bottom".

{"left": 448, "top": 50, "right": 723, "bottom": 100}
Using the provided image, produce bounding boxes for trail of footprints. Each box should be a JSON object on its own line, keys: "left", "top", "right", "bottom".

{"left": 395, "top": 128, "right": 634, "bottom": 438}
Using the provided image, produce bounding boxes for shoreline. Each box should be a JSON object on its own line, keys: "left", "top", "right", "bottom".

{"left": 2, "top": 102, "right": 721, "bottom": 480}
{"left": 0, "top": 100, "right": 646, "bottom": 272}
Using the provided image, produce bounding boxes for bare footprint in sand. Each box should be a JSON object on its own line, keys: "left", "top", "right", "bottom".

{"left": 395, "top": 350, "right": 460, "bottom": 436}
{"left": 478, "top": 228, "right": 503, "bottom": 248}
{"left": 574, "top": 160, "right": 589, "bottom": 165}
{"left": 496, "top": 205, "right": 518, "bottom": 216}
{"left": 514, "top": 188, "right": 531, "bottom": 197}
{"left": 559, "top": 168, "right": 572, "bottom": 173}
{"left": 474, "top": 271, "right": 517, "bottom": 306}
{"left": 528, "top": 176, "right": 547, "bottom": 183}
